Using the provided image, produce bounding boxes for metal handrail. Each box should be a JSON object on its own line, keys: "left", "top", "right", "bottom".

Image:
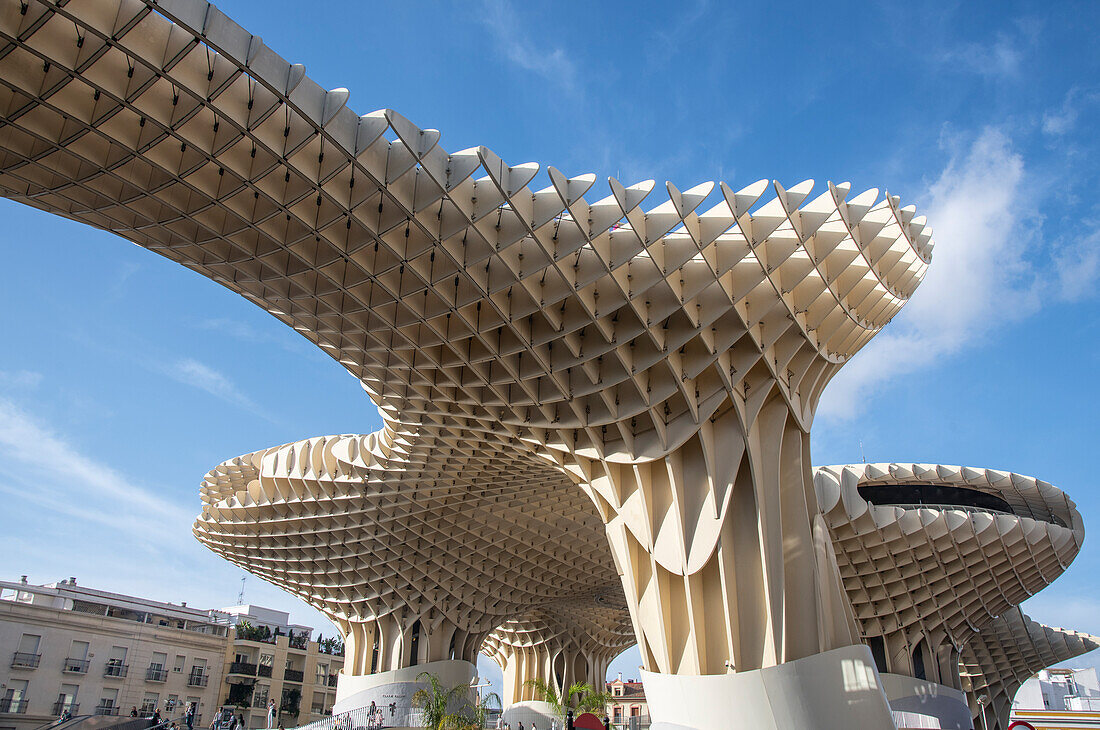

{"left": 12, "top": 651, "right": 41, "bottom": 668}
{"left": 146, "top": 667, "right": 168, "bottom": 682}
{"left": 104, "top": 663, "right": 129, "bottom": 678}
{"left": 0, "top": 698, "right": 29, "bottom": 713}
{"left": 64, "top": 658, "right": 91, "bottom": 673}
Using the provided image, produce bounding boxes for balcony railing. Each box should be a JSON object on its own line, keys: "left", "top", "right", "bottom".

{"left": 326, "top": 674, "right": 338, "bottom": 688}
{"left": 64, "top": 658, "right": 90, "bottom": 674}
{"left": 94, "top": 705, "right": 119, "bottom": 716}
{"left": 187, "top": 672, "right": 209, "bottom": 687}
{"left": 228, "top": 661, "right": 257, "bottom": 676}
{"left": 283, "top": 669, "right": 304, "bottom": 683}
{"left": 0, "top": 698, "right": 29, "bottom": 714}
{"left": 104, "top": 663, "right": 129, "bottom": 678}
{"left": 11, "top": 651, "right": 40, "bottom": 669}
{"left": 146, "top": 667, "right": 168, "bottom": 682}
{"left": 53, "top": 702, "right": 80, "bottom": 715}
{"left": 257, "top": 665, "right": 272, "bottom": 678}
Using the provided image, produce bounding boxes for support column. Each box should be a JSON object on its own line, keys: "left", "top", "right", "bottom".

{"left": 332, "top": 613, "right": 484, "bottom": 722}
{"left": 484, "top": 600, "right": 634, "bottom": 728}
{"left": 555, "top": 401, "right": 895, "bottom": 729}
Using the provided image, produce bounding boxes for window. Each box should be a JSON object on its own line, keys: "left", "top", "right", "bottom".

{"left": 56, "top": 684, "right": 79, "bottom": 714}
{"left": 613, "top": 686, "right": 622, "bottom": 697}
{"left": 17, "top": 634, "right": 41, "bottom": 654}
{"left": 14, "top": 634, "right": 41, "bottom": 668}
{"left": 253, "top": 685, "right": 269, "bottom": 708}
{"left": 98, "top": 688, "right": 119, "bottom": 714}
{"left": 173, "top": 655, "right": 185, "bottom": 673}
{"left": 867, "top": 636, "right": 888, "bottom": 674}
{"left": 912, "top": 638, "right": 927, "bottom": 681}
{"left": 65, "top": 641, "right": 90, "bottom": 673}
{"left": 315, "top": 663, "right": 328, "bottom": 683}
{"left": 167, "top": 696, "right": 179, "bottom": 714}
{"left": 140, "top": 693, "right": 160, "bottom": 714}
{"left": 151, "top": 652, "right": 167, "bottom": 670}
{"left": 613, "top": 707, "right": 622, "bottom": 722}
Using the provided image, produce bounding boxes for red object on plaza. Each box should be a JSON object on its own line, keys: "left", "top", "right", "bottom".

{"left": 573, "top": 713, "right": 603, "bottom": 730}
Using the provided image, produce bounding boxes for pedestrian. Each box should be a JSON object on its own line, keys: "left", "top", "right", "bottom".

{"left": 228, "top": 715, "right": 237, "bottom": 730}
{"left": 186, "top": 703, "right": 196, "bottom": 730}
{"left": 131, "top": 707, "right": 139, "bottom": 718}
{"left": 266, "top": 700, "right": 276, "bottom": 729}
{"left": 238, "top": 714, "right": 245, "bottom": 730}
{"left": 153, "top": 709, "right": 162, "bottom": 724}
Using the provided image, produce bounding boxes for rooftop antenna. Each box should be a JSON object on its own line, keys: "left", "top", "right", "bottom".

{"left": 860, "top": 440, "right": 866, "bottom": 464}
{"left": 237, "top": 576, "right": 246, "bottom": 605}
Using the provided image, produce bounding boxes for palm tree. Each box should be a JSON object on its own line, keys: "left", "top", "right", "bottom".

{"left": 524, "top": 679, "right": 608, "bottom": 726}
{"left": 412, "top": 672, "right": 469, "bottom": 730}
{"left": 469, "top": 691, "right": 502, "bottom": 729}
{"left": 523, "top": 678, "right": 563, "bottom": 723}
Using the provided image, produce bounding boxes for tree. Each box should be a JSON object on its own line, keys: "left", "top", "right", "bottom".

{"left": 468, "top": 691, "right": 501, "bottom": 729}
{"left": 411, "top": 672, "right": 471, "bottom": 730}
{"left": 524, "top": 679, "right": 608, "bottom": 726}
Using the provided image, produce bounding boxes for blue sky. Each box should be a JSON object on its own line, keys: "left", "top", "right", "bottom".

{"left": 2, "top": 0, "right": 1099, "bottom": 699}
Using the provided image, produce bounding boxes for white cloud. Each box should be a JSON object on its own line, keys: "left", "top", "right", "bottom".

{"left": 163, "top": 358, "right": 259, "bottom": 412}
{"left": 1053, "top": 223, "right": 1100, "bottom": 301}
{"left": 0, "top": 369, "right": 43, "bottom": 390}
{"left": 1042, "top": 87, "right": 1099, "bottom": 137}
{"left": 819, "top": 128, "right": 1038, "bottom": 420}
{"left": 0, "top": 397, "right": 190, "bottom": 529}
{"left": 940, "top": 33, "right": 1024, "bottom": 78}
{"left": 478, "top": 0, "right": 578, "bottom": 93}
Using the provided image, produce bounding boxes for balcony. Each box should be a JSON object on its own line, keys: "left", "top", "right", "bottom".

{"left": 187, "top": 672, "right": 210, "bottom": 687}
{"left": 104, "top": 663, "right": 129, "bottom": 678}
{"left": 53, "top": 702, "right": 80, "bottom": 715}
{"left": 283, "top": 669, "right": 304, "bottom": 683}
{"left": 228, "top": 661, "right": 257, "bottom": 676}
{"left": 146, "top": 667, "right": 168, "bottom": 682}
{"left": 257, "top": 665, "right": 272, "bottom": 678}
{"left": 94, "top": 705, "right": 119, "bottom": 716}
{"left": 0, "top": 698, "right": 29, "bottom": 714}
{"left": 63, "top": 658, "right": 90, "bottom": 674}
{"left": 11, "top": 651, "right": 40, "bottom": 669}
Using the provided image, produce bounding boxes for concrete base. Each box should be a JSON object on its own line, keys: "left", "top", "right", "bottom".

{"left": 642, "top": 644, "right": 897, "bottom": 730}
{"left": 879, "top": 673, "right": 973, "bottom": 730}
{"left": 501, "top": 700, "right": 559, "bottom": 729}
{"left": 333, "top": 658, "right": 477, "bottom": 726}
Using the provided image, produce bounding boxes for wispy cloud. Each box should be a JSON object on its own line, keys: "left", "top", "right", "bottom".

{"left": 0, "top": 369, "right": 43, "bottom": 390}
{"left": 161, "top": 357, "right": 260, "bottom": 412}
{"left": 1042, "top": 86, "right": 1100, "bottom": 136}
{"left": 477, "top": 0, "right": 578, "bottom": 94}
{"left": 0, "top": 396, "right": 191, "bottom": 531}
{"left": 819, "top": 128, "right": 1037, "bottom": 420}
{"left": 1053, "top": 223, "right": 1100, "bottom": 302}
{"left": 194, "top": 317, "right": 307, "bottom": 354}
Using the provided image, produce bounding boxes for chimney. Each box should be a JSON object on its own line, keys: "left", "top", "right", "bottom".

{"left": 617, "top": 671, "right": 622, "bottom": 682}
{"left": 69, "top": 577, "right": 77, "bottom": 585}
{"left": 20, "top": 575, "right": 27, "bottom": 584}
{"left": 181, "top": 602, "right": 187, "bottom": 607}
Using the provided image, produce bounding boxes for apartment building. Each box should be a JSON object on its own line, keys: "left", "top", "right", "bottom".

{"left": 606, "top": 674, "right": 648, "bottom": 730}
{"left": 0, "top": 578, "right": 227, "bottom": 730}
{"left": 215, "top": 606, "right": 343, "bottom": 729}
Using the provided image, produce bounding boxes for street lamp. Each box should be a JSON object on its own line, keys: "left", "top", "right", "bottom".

{"left": 976, "top": 694, "right": 990, "bottom": 730}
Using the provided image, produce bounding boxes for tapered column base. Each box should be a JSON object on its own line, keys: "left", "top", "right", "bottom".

{"left": 333, "top": 659, "right": 477, "bottom": 724}
{"left": 879, "top": 674, "right": 973, "bottom": 730}
{"left": 501, "top": 701, "right": 559, "bottom": 729}
{"left": 642, "top": 645, "right": 896, "bottom": 730}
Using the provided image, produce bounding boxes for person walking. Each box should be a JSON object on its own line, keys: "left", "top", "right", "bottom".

{"left": 266, "top": 700, "right": 276, "bottom": 729}
{"left": 185, "top": 703, "right": 196, "bottom": 730}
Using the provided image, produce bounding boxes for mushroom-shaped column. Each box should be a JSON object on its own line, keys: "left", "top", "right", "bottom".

{"left": 482, "top": 591, "right": 635, "bottom": 728}
{"left": 816, "top": 463, "right": 1084, "bottom": 729}
{"left": 0, "top": 3, "right": 930, "bottom": 727}
{"left": 960, "top": 608, "right": 1100, "bottom": 730}
{"left": 195, "top": 431, "right": 617, "bottom": 722}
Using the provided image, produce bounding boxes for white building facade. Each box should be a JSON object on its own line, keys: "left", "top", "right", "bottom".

{"left": 0, "top": 578, "right": 228, "bottom": 730}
